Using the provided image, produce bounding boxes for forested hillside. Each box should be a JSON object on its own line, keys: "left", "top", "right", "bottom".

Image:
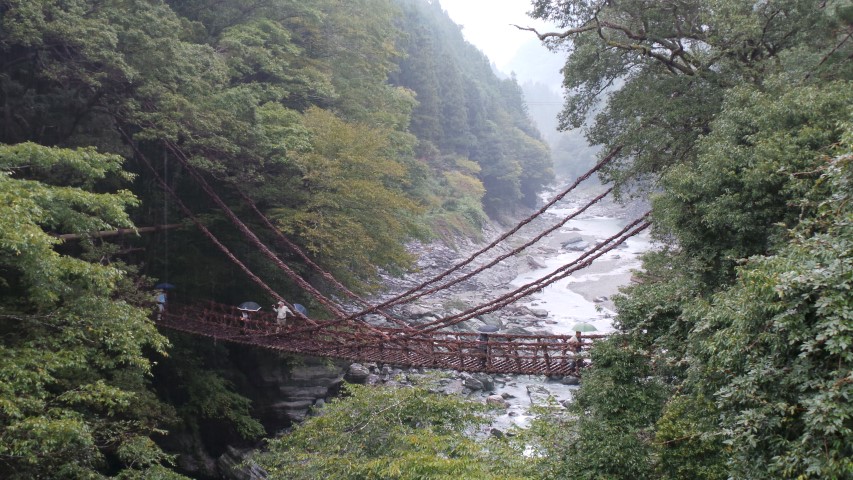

{"left": 2, "top": 0, "right": 851, "bottom": 479}
{"left": 0, "top": 0, "right": 549, "bottom": 477}
{"left": 391, "top": 0, "right": 553, "bottom": 215}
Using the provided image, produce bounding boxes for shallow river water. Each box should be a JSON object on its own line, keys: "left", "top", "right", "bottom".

{"left": 484, "top": 186, "right": 652, "bottom": 430}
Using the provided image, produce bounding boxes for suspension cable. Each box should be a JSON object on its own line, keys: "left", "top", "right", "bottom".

{"left": 234, "top": 189, "right": 415, "bottom": 329}
{"left": 344, "top": 146, "right": 622, "bottom": 319}
{"left": 363, "top": 214, "right": 651, "bottom": 342}
{"left": 118, "top": 128, "right": 300, "bottom": 317}
{"left": 391, "top": 187, "right": 614, "bottom": 313}
{"left": 160, "top": 140, "right": 397, "bottom": 339}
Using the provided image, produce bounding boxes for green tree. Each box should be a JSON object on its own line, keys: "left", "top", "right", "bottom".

{"left": 255, "top": 383, "right": 527, "bottom": 480}
{"left": 392, "top": 0, "right": 553, "bottom": 218}
{"left": 0, "top": 143, "right": 185, "bottom": 478}
{"left": 526, "top": 1, "right": 853, "bottom": 477}
{"left": 654, "top": 81, "right": 852, "bottom": 284}
{"left": 684, "top": 147, "right": 853, "bottom": 479}
{"left": 530, "top": 0, "right": 849, "bottom": 189}
{"left": 268, "top": 108, "right": 424, "bottom": 288}
{"left": 522, "top": 339, "right": 668, "bottom": 479}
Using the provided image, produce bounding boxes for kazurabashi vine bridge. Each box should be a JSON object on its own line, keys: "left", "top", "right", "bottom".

{"left": 132, "top": 135, "right": 649, "bottom": 376}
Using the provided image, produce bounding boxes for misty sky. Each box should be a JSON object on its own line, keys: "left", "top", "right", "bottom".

{"left": 440, "top": 0, "right": 564, "bottom": 91}
{"left": 440, "top": 0, "right": 550, "bottom": 69}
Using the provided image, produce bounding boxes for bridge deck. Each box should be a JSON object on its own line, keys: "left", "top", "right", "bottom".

{"left": 157, "top": 302, "right": 605, "bottom": 376}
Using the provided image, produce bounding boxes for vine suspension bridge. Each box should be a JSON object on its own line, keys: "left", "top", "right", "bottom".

{"left": 132, "top": 136, "right": 649, "bottom": 376}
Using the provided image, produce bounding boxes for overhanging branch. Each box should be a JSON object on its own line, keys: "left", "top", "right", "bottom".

{"left": 54, "top": 223, "right": 184, "bottom": 241}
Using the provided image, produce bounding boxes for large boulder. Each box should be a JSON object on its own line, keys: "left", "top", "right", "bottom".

{"left": 345, "top": 363, "right": 371, "bottom": 384}
{"left": 462, "top": 375, "right": 484, "bottom": 391}
{"left": 473, "top": 373, "right": 495, "bottom": 392}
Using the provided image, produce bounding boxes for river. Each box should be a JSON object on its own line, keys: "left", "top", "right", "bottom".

{"left": 372, "top": 183, "right": 651, "bottom": 430}
{"left": 477, "top": 184, "right": 652, "bottom": 429}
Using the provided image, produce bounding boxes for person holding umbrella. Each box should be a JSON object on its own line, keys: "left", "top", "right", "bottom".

{"left": 155, "top": 290, "right": 167, "bottom": 319}
{"left": 238, "top": 301, "right": 262, "bottom": 320}
{"left": 153, "top": 283, "right": 174, "bottom": 320}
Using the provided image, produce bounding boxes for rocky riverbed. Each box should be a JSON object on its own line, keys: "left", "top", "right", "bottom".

{"left": 348, "top": 184, "right": 652, "bottom": 431}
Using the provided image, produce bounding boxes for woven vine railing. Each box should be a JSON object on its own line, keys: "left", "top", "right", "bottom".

{"left": 157, "top": 301, "right": 606, "bottom": 376}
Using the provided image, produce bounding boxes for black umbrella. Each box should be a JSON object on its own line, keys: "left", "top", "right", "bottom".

{"left": 238, "top": 301, "right": 262, "bottom": 311}
{"left": 155, "top": 282, "right": 176, "bottom": 290}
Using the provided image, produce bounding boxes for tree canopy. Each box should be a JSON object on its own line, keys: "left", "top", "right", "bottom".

{"left": 0, "top": 143, "right": 183, "bottom": 478}
{"left": 519, "top": 1, "right": 853, "bottom": 478}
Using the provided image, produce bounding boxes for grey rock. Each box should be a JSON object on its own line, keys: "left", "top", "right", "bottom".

{"left": 217, "top": 446, "right": 265, "bottom": 480}
{"left": 561, "top": 235, "right": 584, "bottom": 246}
{"left": 565, "top": 242, "right": 589, "bottom": 252}
{"left": 473, "top": 373, "right": 495, "bottom": 392}
{"left": 444, "top": 379, "right": 464, "bottom": 395}
{"left": 345, "top": 363, "right": 371, "bottom": 384}
{"left": 403, "top": 304, "right": 433, "bottom": 318}
{"left": 526, "top": 256, "right": 548, "bottom": 269}
{"left": 463, "top": 376, "right": 484, "bottom": 391}
{"left": 526, "top": 384, "right": 555, "bottom": 405}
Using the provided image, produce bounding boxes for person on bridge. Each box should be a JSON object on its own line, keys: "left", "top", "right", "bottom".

{"left": 155, "top": 290, "right": 167, "bottom": 319}
{"left": 273, "top": 300, "right": 293, "bottom": 331}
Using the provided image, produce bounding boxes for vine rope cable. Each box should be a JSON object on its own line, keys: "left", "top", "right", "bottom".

{"left": 159, "top": 139, "right": 396, "bottom": 339}
{"left": 354, "top": 214, "right": 651, "bottom": 343}
{"left": 117, "top": 128, "right": 312, "bottom": 322}
{"left": 416, "top": 217, "right": 651, "bottom": 334}
{"left": 345, "top": 146, "right": 623, "bottom": 318}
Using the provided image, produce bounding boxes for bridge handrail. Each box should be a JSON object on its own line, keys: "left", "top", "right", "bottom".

{"left": 156, "top": 301, "right": 608, "bottom": 375}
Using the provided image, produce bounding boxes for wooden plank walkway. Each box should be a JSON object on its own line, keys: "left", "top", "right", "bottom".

{"left": 156, "top": 302, "right": 606, "bottom": 376}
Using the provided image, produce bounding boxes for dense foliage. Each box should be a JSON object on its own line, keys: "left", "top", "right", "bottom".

{"left": 520, "top": 0, "right": 853, "bottom": 478}
{"left": 391, "top": 0, "right": 553, "bottom": 218}
{"left": 255, "top": 382, "right": 525, "bottom": 480}
{"left": 0, "top": 0, "right": 551, "bottom": 476}
{"left": 0, "top": 0, "right": 549, "bottom": 300}
{"left": 0, "top": 143, "right": 184, "bottom": 478}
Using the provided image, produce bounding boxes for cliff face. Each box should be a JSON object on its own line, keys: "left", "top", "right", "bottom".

{"left": 163, "top": 344, "right": 348, "bottom": 479}
{"left": 229, "top": 346, "right": 347, "bottom": 433}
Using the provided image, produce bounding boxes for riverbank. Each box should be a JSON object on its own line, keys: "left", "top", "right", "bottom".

{"left": 356, "top": 183, "right": 652, "bottom": 429}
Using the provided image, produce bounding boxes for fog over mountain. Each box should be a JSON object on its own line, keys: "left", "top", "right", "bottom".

{"left": 503, "top": 38, "right": 564, "bottom": 94}
{"left": 497, "top": 39, "right": 601, "bottom": 182}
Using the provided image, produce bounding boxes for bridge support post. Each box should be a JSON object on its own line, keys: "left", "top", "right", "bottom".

{"left": 543, "top": 343, "right": 552, "bottom": 375}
